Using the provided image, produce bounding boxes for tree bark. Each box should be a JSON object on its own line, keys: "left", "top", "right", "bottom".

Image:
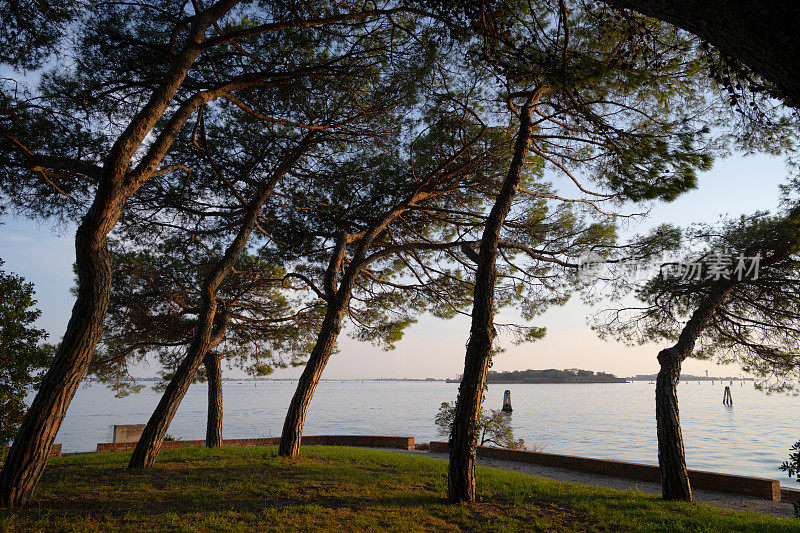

{"left": 602, "top": 0, "right": 800, "bottom": 108}
{"left": 127, "top": 225, "right": 250, "bottom": 469}
{"left": 448, "top": 99, "right": 535, "bottom": 503}
{"left": 277, "top": 296, "right": 350, "bottom": 457}
{"left": 277, "top": 181, "right": 425, "bottom": 457}
{"left": 0, "top": 215, "right": 113, "bottom": 507}
{"left": 655, "top": 348, "right": 692, "bottom": 501}
{"left": 204, "top": 352, "right": 223, "bottom": 448}
{"left": 127, "top": 310, "right": 229, "bottom": 469}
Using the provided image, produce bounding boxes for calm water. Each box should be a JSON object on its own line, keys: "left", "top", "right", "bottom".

{"left": 50, "top": 380, "right": 799, "bottom": 486}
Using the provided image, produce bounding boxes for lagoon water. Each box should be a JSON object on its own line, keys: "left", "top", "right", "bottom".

{"left": 51, "top": 380, "right": 799, "bottom": 486}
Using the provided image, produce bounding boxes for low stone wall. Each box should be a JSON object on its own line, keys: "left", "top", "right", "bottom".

{"left": 429, "top": 442, "right": 782, "bottom": 502}
{"left": 97, "top": 435, "right": 414, "bottom": 453}
{"left": 782, "top": 488, "right": 800, "bottom": 504}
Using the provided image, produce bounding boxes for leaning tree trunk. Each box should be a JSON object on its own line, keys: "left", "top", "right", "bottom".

{"left": 448, "top": 100, "right": 535, "bottom": 503}
{"left": 277, "top": 187, "right": 416, "bottom": 458}
{"left": 655, "top": 348, "right": 692, "bottom": 501}
{"left": 653, "top": 278, "right": 737, "bottom": 502}
{"left": 0, "top": 5, "right": 237, "bottom": 505}
{"left": 129, "top": 204, "right": 259, "bottom": 469}
{"left": 278, "top": 285, "right": 352, "bottom": 457}
{"left": 128, "top": 311, "right": 228, "bottom": 469}
{"left": 127, "top": 138, "right": 305, "bottom": 469}
{"left": 204, "top": 352, "right": 223, "bottom": 448}
{"left": 0, "top": 214, "right": 115, "bottom": 507}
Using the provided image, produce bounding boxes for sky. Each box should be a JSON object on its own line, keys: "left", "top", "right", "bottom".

{"left": 0, "top": 151, "right": 791, "bottom": 380}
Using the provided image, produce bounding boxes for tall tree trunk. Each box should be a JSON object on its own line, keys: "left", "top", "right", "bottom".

{"left": 655, "top": 348, "right": 692, "bottom": 501}
{"left": 0, "top": 216, "right": 114, "bottom": 507}
{"left": 128, "top": 311, "right": 228, "bottom": 468}
{"left": 277, "top": 299, "right": 350, "bottom": 457}
{"left": 277, "top": 169, "right": 446, "bottom": 457}
{"left": 448, "top": 100, "right": 535, "bottom": 503}
{"left": 204, "top": 352, "right": 223, "bottom": 448}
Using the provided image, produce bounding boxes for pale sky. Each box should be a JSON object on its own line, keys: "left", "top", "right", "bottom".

{"left": 0, "top": 152, "right": 790, "bottom": 379}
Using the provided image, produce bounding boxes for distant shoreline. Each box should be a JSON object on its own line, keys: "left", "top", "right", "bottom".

{"left": 462, "top": 378, "right": 629, "bottom": 384}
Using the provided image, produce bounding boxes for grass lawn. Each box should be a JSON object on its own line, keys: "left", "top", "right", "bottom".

{"left": 0, "top": 446, "right": 797, "bottom": 532}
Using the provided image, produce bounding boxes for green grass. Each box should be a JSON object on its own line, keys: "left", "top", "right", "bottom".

{"left": 0, "top": 446, "right": 797, "bottom": 532}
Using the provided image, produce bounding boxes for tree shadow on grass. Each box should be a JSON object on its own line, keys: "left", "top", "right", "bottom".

{"left": 9, "top": 460, "right": 451, "bottom": 518}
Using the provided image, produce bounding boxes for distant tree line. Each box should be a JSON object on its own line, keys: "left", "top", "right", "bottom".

{"left": 487, "top": 368, "right": 619, "bottom": 382}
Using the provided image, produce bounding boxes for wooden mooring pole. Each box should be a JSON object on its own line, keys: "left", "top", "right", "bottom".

{"left": 723, "top": 386, "right": 733, "bottom": 406}
{"left": 502, "top": 390, "right": 512, "bottom": 412}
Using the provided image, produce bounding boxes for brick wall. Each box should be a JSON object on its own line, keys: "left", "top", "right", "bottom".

{"left": 782, "top": 488, "right": 800, "bottom": 503}
{"left": 96, "top": 435, "right": 414, "bottom": 453}
{"left": 429, "top": 442, "right": 781, "bottom": 501}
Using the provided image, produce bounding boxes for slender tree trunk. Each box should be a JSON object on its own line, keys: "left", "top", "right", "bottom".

{"left": 277, "top": 172, "right": 442, "bottom": 457}
{"left": 277, "top": 304, "right": 349, "bottom": 457}
{"left": 128, "top": 311, "right": 228, "bottom": 468}
{"left": 278, "top": 235, "right": 353, "bottom": 457}
{"left": 655, "top": 348, "right": 692, "bottom": 501}
{"left": 448, "top": 100, "right": 535, "bottom": 503}
{"left": 652, "top": 279, "right": 736, "bottom": 502}
{"left": 204, "top": 352, "right": 223, "bottom": 448}
{"left": 128, "top": 209, "right": 256, "bottom": 469}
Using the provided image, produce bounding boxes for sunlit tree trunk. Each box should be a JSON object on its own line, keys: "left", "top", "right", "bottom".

{"left": 127, "top": 137, "right": 306, "bottom": 469}
{"left": 0, "top": 209, "right": 116, "bottom": 507}
{"left": 277, "top": 295, "right": 351, "bottom": 457}
{"left": 128, "top": 310, "right": 229, "bottom": 469}
{"left": 655, "top": 348, "right": 692, "bottom": 501}
{"left": 0, "top": 3, "right": 239, "bottom": 505}
{"left": 278, "top": 188, "right": 425, "bottom": 457}
{"left": 279, "top": 234, "right": 353, "bottom": 457}
{"left": 448, "top": 100, "right": 534, "bottom": 503}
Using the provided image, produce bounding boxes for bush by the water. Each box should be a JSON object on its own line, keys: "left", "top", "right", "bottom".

{"left": 780, "top": 439, "right": 800, "bottom": 517}
{"left": 435, "top": 401, "right": 531, "bottom": 450}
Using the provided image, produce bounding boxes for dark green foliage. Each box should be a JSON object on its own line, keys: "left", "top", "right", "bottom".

{"left": 93, "top": 240, "right": 321, "bottom": 396}
{"left": 0, "top": 259, "right": 52, "bottom": 444}
{"left": 0, "top": 1, "right": 80, "bottom": 69}
{"left": 487, "top": 368, "right": 619, "bottom": 382}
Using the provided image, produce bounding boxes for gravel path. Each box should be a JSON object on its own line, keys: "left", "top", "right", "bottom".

{"left": 382, "top": 449, "right": 796, "bottom": 519}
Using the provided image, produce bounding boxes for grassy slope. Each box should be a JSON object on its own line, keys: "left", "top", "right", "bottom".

{"left": 0, "top": 446, "right": 797, "bottom": 532}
